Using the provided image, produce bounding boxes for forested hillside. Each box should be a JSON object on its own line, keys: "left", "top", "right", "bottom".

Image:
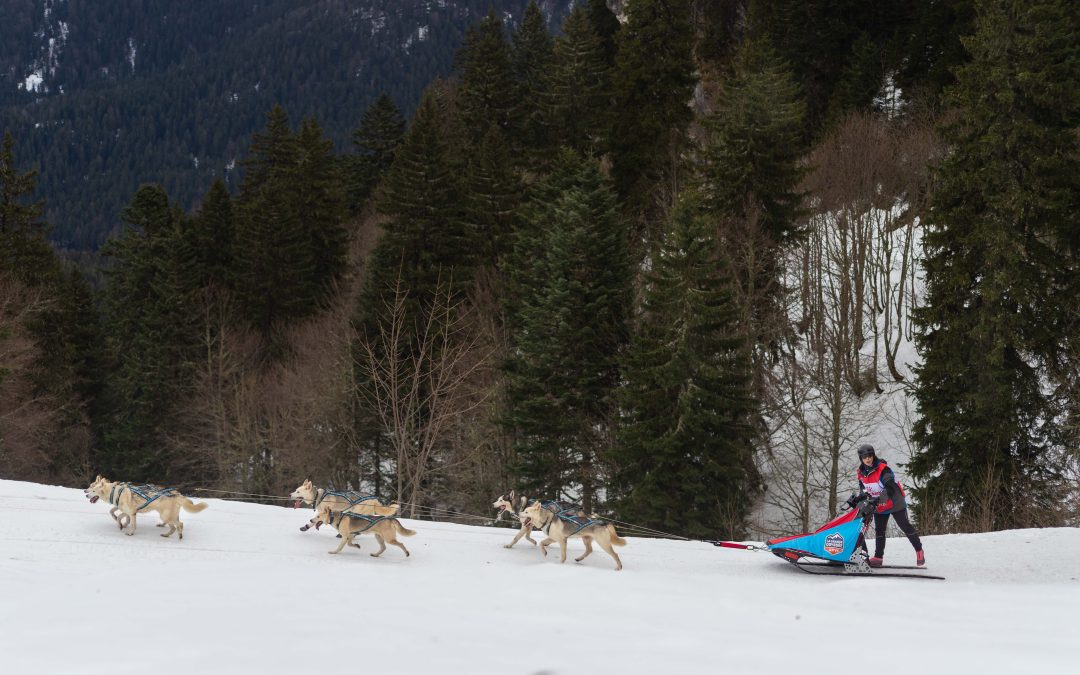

{"left": 0, "top": 0, "right": 576, "bottom": 249}
{"left": 1, "top": 0, "right": 1076, "bottom": 540}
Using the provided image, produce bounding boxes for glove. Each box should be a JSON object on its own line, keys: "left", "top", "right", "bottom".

{"left": 857, "top": 498, "right": 878, "bottom": 517}
{"left": 844, "top": 493, "right": 863, "bottom": 510}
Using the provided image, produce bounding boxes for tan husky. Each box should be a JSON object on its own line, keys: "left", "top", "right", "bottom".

{"left": 289, "top": 479, "right": 399, "bottom": 532}
{"left": 313, "top": 503, "right": 416, "bottom": 557}
{"left": 85, "top": 475, "right": 208, "bottom": 539}
{"left": 520, "top": 501, "right": 626, "bottom": 571}
{"left": 492, "top": 492, "right": 590, "bottom": 549}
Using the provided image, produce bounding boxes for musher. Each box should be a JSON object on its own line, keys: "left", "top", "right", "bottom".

{"left": 846, "top": 443, "right": 925, "bottom": 568}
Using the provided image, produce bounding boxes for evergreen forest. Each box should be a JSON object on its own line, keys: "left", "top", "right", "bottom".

{"left": 1, "top": 0, "right": 1077, "bottom": 539}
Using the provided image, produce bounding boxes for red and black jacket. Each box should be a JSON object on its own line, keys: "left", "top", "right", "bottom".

{"left": 857, "top": 459, "right": 907, "bottom": 514}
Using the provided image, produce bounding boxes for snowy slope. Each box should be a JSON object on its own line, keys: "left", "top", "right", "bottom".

{"left": 0, "top": 479, "right": 1076, "bottom": 675}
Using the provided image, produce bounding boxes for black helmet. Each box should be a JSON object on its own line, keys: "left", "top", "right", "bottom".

{"left": 857, "top": 444, "right": 876, "bottom": 459}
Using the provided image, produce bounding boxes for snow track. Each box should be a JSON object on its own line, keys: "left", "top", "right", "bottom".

{"left": 0, "top": 480, "right": 1076, "bottom": 674}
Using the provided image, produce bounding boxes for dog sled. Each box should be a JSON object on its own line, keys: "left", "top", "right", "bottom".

{"left": 713, "top": 498, "right": 944, "bottom": 580}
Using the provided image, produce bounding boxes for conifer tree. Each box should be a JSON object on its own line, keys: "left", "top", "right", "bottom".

{"left": 505, "top": 152, "right": 631, "bottom": 510}
{"left": 586, "top": 0, "right": 621, "bottom": 67}
{"left": 610, "top": 0, "right": 696, "bottom": 215}
{"left": 511, "top": 1, "right": 556, "bottom": 156}
{"left": 348, "top": 94, "right": 406, "bottom": 213}
{"left": 295, "top": 116, "right": 348, "bottom": 294}
{"left": 99, "top": 185, "right": 199, "bottom": 480}
{"left": 189, "top": 178, "right": 234, "bottom": 288}
{"left": 456, "top": 10, "right": 518, "bottom": 143}
{"left": 697, "top": 39, "right": 806, "bottom": 396}
{"left": 613, "top": 195, "right": 759, "bottom": 538}
{"left": 544, "top": 5, "right": 613, "bottom": 156}
{"left": 365, "top": 86, "right": 471, "bottom": 323}
{"left": 462, "top": 124, "right": 521, "bottom": 272}
{"left": 0, "top": 131, "right": 58, "bottom": 286}
{"left": 231, "top": 106, "right": 345, "bottom": 340}
{"left": 910, "top": 0, "right": 1080, "bottom": 530}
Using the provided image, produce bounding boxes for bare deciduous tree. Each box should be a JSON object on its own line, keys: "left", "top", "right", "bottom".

{"left": 355, "top": 273, "right": 495, "bottom": 517}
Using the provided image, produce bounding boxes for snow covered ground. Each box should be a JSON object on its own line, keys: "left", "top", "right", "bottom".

{"left": 1, "top": 479, "right": 1077, "bottom": 675}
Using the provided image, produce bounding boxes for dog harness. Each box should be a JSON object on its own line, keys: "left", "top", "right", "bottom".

{"left": 538, "top": 501, "right": 606, "bottom": 537}
{"left": 326, "top": 509, "right": 393, "bottom": 533}
{"left": 108, "top": 483, "right": 179, "bottom": 511}
{"left": 312, "top": 488, "right": 390, "bottom": 510}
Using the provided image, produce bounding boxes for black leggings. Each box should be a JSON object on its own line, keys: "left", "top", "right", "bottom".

{"left": 871, "top": 508, "right": 922, "bottom": 558}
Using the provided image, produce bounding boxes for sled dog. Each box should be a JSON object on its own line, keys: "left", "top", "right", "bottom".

{"left": 289, "top": 479, "right": 399, "bottom": 532}
{"left": 520, "top": 501, "right": 626, "bottom": 571}
{"left": 85, "top": 475, "right": 208, "bottom": 539}
{"left": 313, "top": 502, "right": 416, "bottom": 557}
{"left": 492, "top": 492, "right": 593, "bottom": 549}
{"left": 492, "top": 490, "right": 539, "bottom": 548}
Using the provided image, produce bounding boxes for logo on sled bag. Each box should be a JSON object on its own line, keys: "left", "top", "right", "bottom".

{"left": 824, "top": 533, "right": 844, "bottom": 555}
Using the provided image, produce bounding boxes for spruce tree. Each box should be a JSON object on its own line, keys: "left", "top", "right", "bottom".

{"left": 586, "top": 0, "right": 621, "bottom": 67}
{"left": 365, "top": 86, "right": 471, "bottom": 323}
{"left": 544, "top": 5, "right": 613, "bottom": 156}
{"left": 697, "top": 39, "right": 807, "bottom": 396}
{"left": 99, "top": 185, "right": 199, "bottom": 480}
{"left": 456, "top": 9, "right": 518, "bottom": 143}
{"left": 189, "top": 178, "right": 234, "bottom": 288}
{"left": 511, "top": 1, "right": 556, "bottom": 157}
{"left": 506, "top": 151, "right": 631, "bottom": 510}
{"left": 609, "top": 0, "right": 696, "bottom": 220}
{"left": 910, "top": 0, "right": 1080, "bottom": 530}
{"left": 0, "top": 131, "right": 58, "bottom": 286}
{"left": 348, "top": 94, "right": 406, "bottom": 214}
{"left": 613, "top": 195, "right": 759, "bottom": 538}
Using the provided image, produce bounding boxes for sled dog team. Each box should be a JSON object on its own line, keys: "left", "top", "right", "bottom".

{"left": 83, "top": 478, "right": 627, "bottom": 570}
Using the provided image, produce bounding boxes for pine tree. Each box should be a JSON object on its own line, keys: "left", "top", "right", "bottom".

{"left": 610, "top": 0, "right": 696, "bottom": 217}
{"left": 697, "top": 39, "right": 807, "bottom": 397}
{"left": 295, "top": 116, "right": 348, "bottom": 297}
{"left": 505, "top": 151, "right": 631, "bottom": 511}
{"left": 347, "top": 94, "right": 406, "bottom": 214}
{"left": 613, "top": 195, "right": 759, "bottom": 539}
{"left": 462, "top": 124, "right": 521, "bottom": 272}
{"left": 456, "top": 9, "right": 518, "bottom": 143}
{"left": 543, "top": 5, "right": 613, "bottom": 156}
{"left": 0, "top": 131, "right": 59, "bottom": 286}
{"left": 511, "top": 1, "right": 556, "bottom": 156}
{"left": 99, "top": 185, "right": 200, "bottom": 481}
{"left": 232, "top": 106, "right": 340, "bottom": 340}
{"left": 365, "top": 86, "right": 471, "bottom": 324}
{"left": 910, "top": 0, "right": 1080, "bottom": 530}
{"left": 189, "top": 178, "right": 234, "bottom": 288}
{"left": 586, "top": 0, "right": 620, "bottom": 67}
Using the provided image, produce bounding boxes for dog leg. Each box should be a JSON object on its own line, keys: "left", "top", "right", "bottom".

{"left": 598, "top": 539, "right": 623, "bottom": 571}
{"left": 160, "top": 523, "right": 176, "bottom": 538}
{"left": 178, "top": 521, "right": 184, "bottom": 540}
{"left": 370, "top": 534, "right": 387, "bottom": 557}
{"left": 388, "top": 537, "right": 410, "bottom": 557}
{"left": 539, "top": 537, "right": 554, "bottom": 557}
{"left": 575, "top": 536, "right": 594, "bottom": 563}
{"left": 505, "top": 526, "right": 530, "bottom": 549}
{"left": 125, "top": 513, "right": 137, "bottom": 536}
{"left": 558, "top": 538, "right": 568, "bottom": 564}
{"left": 330, "top": 533, "right": 350, "bottom": 554}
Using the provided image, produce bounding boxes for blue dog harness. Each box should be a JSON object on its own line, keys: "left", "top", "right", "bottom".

{"left": 108, "top": 483, "right": 178, "bottom": 511}
{"left": 326, "top": 510, "right": 393, "bottom": 533}
{"left": 539, "top": 501, "right": 606, "bottom": 537}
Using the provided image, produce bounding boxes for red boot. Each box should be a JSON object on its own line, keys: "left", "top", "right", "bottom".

{"left": 868, "top": 557, "right": 884, "bottom": 568}
{"left": 916, "top": 550, "right": 925, "bottom": 567}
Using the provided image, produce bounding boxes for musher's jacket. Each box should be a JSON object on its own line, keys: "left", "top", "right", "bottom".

{"left": 857, "top": 458, "right": 907, "bottom": 514}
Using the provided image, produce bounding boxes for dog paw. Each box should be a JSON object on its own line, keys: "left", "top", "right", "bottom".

{"left": 504, "top": 544, "right": 513, "bottom": 549}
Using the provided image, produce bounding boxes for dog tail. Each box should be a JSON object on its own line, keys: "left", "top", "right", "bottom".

{"left": 607, "top": 524, "right": 627, "bottom": 547}
{"left": 183, "top": 499, "right": 209, "bottom": 513}
{"left": 394, "top": 519, "right": 416, "bottom": 537}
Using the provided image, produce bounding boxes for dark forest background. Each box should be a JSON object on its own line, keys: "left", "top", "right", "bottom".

{"left": 1, "top": 0, "right": 1077, "bottom": 538}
